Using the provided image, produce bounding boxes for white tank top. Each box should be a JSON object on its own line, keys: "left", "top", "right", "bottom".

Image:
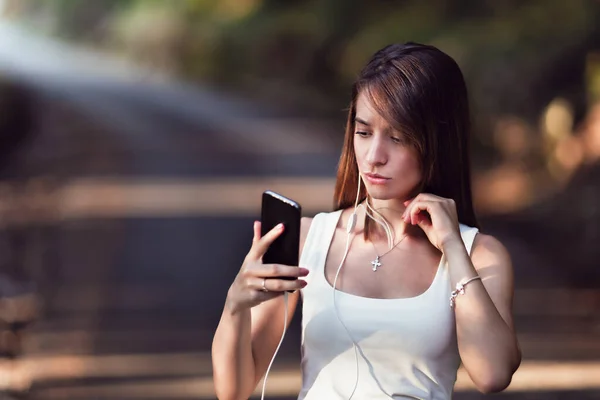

{"left": 298, "top": 210, "right": 478, "bottom": 400}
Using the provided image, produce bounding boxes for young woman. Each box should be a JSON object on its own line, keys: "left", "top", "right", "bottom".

{"left": 212, "top": 42, "right": 521, "bottom": 400}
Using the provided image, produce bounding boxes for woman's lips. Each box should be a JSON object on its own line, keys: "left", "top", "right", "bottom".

{"left": 364, "top": 173, "right": 390, "bottom": 185}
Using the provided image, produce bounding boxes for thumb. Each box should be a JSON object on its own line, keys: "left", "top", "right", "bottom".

{"left": 252, "top": 221, "right": 261, "bottom": 243}
{"left": 249, "top": 223, "right": 285, "bottom": 260}
{"left": 416, "top": 213, "right": 433, "bottom": 232}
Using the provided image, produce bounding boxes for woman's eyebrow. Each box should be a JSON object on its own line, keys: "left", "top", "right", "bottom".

{"left": 354, "top": 117, "right": 370, "bottom": 126}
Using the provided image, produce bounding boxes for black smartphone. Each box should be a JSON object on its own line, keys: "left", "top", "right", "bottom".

{"left": 260, "top": 190, "right": 302, "bottom": 270}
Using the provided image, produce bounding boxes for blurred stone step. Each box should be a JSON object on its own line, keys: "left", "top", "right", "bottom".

{"left": 24, "top": 328, "right": 216, "bottom": 356}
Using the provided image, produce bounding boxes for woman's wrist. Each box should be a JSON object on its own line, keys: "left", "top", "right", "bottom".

{"left": 225, "top": 289, "right": 246, "bottom": 316}
{"left": 440, "top": 233, "right": 465, "bottom": 255}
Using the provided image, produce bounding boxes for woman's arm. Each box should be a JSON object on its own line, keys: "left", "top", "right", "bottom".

{"left": 443, "top": 233, "right": 521, "bottom": 393}
{"left": 211, "top": 217, "right": 312, "bottom": 400}
{"left": 212, "top": 288, "right": 300, "bottom": 400}
{"left": 403, "top": 194, "right": 521, "bottom": 393}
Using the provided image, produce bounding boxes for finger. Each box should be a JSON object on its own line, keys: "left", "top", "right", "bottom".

{"left": 416, "top": 211, "right": 432, "bottom": 227}
{"left": 403, "top": 199, "right": 419, "bottom": 223}
{"left": 248, "top": 223, "right": 285, "bottom": 260}
{"left": 403, "top": 195, "right": 423, "bottom": 220}
{"left": 253, "top": 276, "right": 308, "bottom": 293}
{"left": 252, "top": 221, "right": 261, "bottom": 244}
{"left": 412, "top": 193, "right": 444, "bottom": 202}
{"left": 408, "top": 200, "right": 435, "bottom": 225}
{"left": 255, "top": 264, "right": 310, "bottom": 278}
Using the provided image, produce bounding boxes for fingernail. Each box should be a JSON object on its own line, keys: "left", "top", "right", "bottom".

{"left": 277, "top": 223, "right": 284, "bottom": 230}
{"left": 300, "top": 268, "right": 310, "bottom": 275}
{"left": 300, "top": 280, "right": 308, "bottom": 287}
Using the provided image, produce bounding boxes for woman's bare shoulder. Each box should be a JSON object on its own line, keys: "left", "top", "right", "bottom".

{"left": 470, "top": 233, "right": 513, "bottom": 281}
{"left": 471, "top": 233, "right": 511, "bottom": 266}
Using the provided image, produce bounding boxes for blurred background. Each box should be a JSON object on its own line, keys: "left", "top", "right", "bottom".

{"left": 0, "top": 0, "right": 599, "bottom": 399}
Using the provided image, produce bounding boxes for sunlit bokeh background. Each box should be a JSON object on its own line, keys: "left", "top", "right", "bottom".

{"left": 0, "top": 0, "right": 599, "bottom": 399}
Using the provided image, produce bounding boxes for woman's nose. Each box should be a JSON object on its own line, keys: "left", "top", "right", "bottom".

{"left": 366, "top": 136, "right": 387, "bottom": 165}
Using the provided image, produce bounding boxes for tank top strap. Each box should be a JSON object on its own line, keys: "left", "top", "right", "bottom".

{"left": 459, "top": 224, "right": 479, "bottom": 255}
{"left": 437, "top": 224, "right": 479, "bottom": 293}
{"left": 299, "top": 210, "right": 343, "bottom": 278}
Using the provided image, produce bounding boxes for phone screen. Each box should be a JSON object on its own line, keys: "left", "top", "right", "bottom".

{"left": 261, "top": 190, "right": 301, "bottom": 268}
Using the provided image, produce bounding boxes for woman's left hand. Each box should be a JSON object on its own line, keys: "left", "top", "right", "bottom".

{"left": 403, "top": 193, "right": 461, "bottom": 252}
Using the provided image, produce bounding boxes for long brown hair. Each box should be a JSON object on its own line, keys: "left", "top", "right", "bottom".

{"left": 334, "top": 42, "right": 479, "bottom": 233}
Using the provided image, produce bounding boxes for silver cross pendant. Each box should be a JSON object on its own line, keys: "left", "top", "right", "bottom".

{"left": 371, "top": 256, "right": 382, "bottom": 271}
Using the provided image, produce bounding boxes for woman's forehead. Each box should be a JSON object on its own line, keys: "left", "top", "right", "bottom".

{"left": 355, "top": 91, "right": 395, "bottom": 132}
{"left": 355, "top": 92, "right": 384, "bottom": 123}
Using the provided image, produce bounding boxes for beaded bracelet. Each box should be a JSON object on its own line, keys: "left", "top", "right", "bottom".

{"left": 450, "top": 275, "right": 481, "bottom": 308}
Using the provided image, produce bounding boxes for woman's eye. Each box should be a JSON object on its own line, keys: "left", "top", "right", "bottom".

{"left": 391, "top": 135, "right": 408, "bottom": 144}
{"left": 355, "top": 131, "right": 370, "bottom": 137}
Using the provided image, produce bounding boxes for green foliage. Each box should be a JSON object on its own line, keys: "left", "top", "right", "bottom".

{"left": 12, "top": 0, "right": 600, "bottom": 124}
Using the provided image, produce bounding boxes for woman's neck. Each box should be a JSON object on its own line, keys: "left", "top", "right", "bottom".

{"left": 363, "top": 197, "right": 422, "bottom": 242}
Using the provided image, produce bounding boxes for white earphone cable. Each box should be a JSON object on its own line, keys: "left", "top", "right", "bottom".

{"left": 260, "top": 291, "right": 289, "bottom": 400}
{"left": 333, "top": 228, "right": 360, "bottom": 399}
{"left": 262, "top": 175, "right": 396, "bottom": 399}
{"left": 330, "top": 175, "right": 397, "bottom": 399}
{"left": 365, "top": 200, "right": 394, "bottom": 248}
{"left": 329, "top": 175, "right": 363, "bottom": 399}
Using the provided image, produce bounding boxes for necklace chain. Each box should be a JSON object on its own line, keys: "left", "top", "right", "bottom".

{"left": 370, "top": 235, "right": 406, "bottom": 271}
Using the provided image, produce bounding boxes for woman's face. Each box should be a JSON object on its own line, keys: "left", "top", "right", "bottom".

{"left": 353, "top": 91, "right": 422, "bottom": 203}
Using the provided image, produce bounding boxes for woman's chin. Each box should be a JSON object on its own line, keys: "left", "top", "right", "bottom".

{"left": 366, "top": 186, "right": 412, "bottom": 202}
{"left": 366, "top": 189, "right": 399, "bottom": 201}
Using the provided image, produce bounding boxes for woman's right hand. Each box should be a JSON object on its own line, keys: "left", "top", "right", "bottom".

{"left": 226, "top": 221, "right": 309, "bottom": 314}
